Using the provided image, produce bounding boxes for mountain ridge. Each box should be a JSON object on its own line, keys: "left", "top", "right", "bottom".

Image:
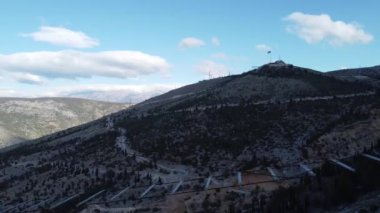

{"left": 133, "top": 61, "right": 373, "bottom": 113}
{"left": 327, "top": 65, "right": 380, "bottom": 87}
{"left": 0, "top": 97, "right": 128, "bottom": 148}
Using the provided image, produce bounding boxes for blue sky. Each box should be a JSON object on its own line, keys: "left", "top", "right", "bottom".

{"left": 0, "top": 0, "right": 379, "bottom": 102}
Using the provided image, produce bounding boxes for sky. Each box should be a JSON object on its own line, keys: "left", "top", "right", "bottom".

{"left": 0, "top": 0, "right": 379, "bottom": 103}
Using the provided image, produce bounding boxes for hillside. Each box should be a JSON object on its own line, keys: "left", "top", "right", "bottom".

{"left": 0, "top": 97, "right": 128, "bottom": 148}
{"left": 135, "top": 61, "right": 371, "bottom": 113}
{"left": 0, "top": 62, "right": 379, "bottom": 212}
{"left": 328, "top": 65, "right": 380, "bottom": 87}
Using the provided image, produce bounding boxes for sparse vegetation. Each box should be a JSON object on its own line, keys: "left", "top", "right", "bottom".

{"left": 1, "top": 63, "right": 380, "bottom": 212}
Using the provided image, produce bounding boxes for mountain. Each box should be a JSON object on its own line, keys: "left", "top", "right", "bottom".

{"left": 328, "top": 65, "right": 380, "bottom": 87}
{"left": 0, "top": 97, "right": 128, "bottom": 148}
{"left": 131, "top": 61, "right": 371, "bottom": 116}
{"left": 122, "top": 61, "right": 375, "bottom": 165}
{"left": 0, "top": 61, "right": 379, "bottom": 212}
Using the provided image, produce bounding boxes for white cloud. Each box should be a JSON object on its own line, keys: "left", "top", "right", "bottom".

{"left": 44, "top": 83, "right": 183, "bottom": 103}
{"left": 0, "top": 89, "right": 16, "bottom": 97}
{"left": 178, "top": 37, "right": 205, "bottom": 48}
{"left": 211, "top": 37, "right": 220, "bottom": 46}
{"left": 211, "top": 53, "right": 249, "bottom": 62}
{"left": 255, "top": 44, "right": 272, "bottom": 53}
{"left": 0, "top": 50, "right": 170, "bottom": 79}
{"left": 22, "top": 26, "right": 99, "bottom": 48}
{"left": 284, "top": 12, "right": 373, "bottom": 46}
{"left": 13, "top": 73, "right": 44, "bottom": 85}
{"left": 0, "top": 83, "right": 183, "bottom": 103}
{"left": 196, "top": 60, "right": 230, "bottom": 78}
{"left": 211, "top": 53, "right": 227, "bottom": 59}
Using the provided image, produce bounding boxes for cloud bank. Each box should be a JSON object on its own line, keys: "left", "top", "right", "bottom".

{"left": 178, "top": 37, "right": 205, "bottom": 48}
{"left": 284, "top": 12, "right": 373, "bottom": 46}
{"left": 13, "top": 73, "right": 44, "bottom": 85}
{"left": 0, "top": 50, "right": 170, "bottom": 79}
{"left": 62, "top": 84, "right": 182, "bottom": 103}
{"left": 0, "top": 89, "right": 16, "bottom": 97}
{"left": 23, "top": 26, "right": 99, "bottom": 48}
{"left": 196, "top": 60, "right": 230, "bottom": 78}
{"left": 255, "top": 44, "right": 272, "bottom": 53}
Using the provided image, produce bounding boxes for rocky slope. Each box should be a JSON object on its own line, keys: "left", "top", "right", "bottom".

{"left": 0, "top": 97, "right": 128, "bottom": 148}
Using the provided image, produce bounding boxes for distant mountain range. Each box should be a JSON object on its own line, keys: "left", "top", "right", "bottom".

{"left": 0, "top": 97, "right": 128, "bottom": 148}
